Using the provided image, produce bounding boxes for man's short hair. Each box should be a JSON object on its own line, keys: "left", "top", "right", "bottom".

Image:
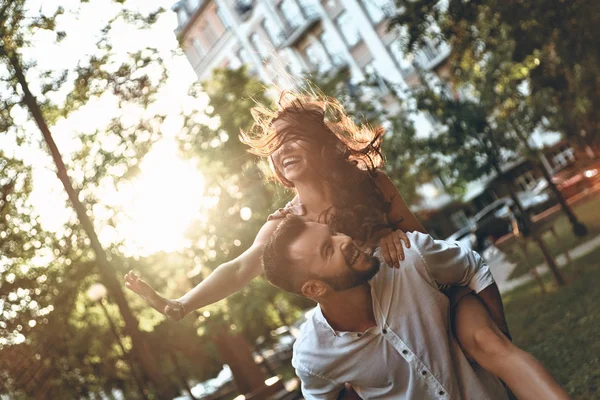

{"left": 262, "top": 214, "right": 309, "bottom": 294}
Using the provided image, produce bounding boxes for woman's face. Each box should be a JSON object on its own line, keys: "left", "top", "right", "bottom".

{"left": 270, "top": 119, "right": 319, "bottom": 184}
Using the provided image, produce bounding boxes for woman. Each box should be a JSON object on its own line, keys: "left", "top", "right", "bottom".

{"left": 126, "top": 94, "right": 568, "bottom": 400}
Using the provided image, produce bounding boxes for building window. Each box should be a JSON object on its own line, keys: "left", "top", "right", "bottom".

{"left": 304, "top": 41, "right": 332, "bottom": 73}
{"left": 201, "top": 23, "right": 218, "bottom": 48}
{"left": 516, "top": 171, "right": 537, "bottom": 191}
{"left": 320, "top": 30, "right": 345, "bottom": 66}
{"left": 250, "top": 33, "right": 270, "bottom": 59}
{"left": 364, "top": 61, "right": 389, "bottom": 95}
{"left": 192, "top": 38, "right": 205, "bottom": 58}
{"left": 388, "top": 40, "right": 413, "bottom": 74}
{"left": 262, "top": 18, "right": 282, "bottom": 46}
{"left": 279, "top": 0, "right": 303, "bottom": 29}
{"left": 177, "top": 8, "right": 189, "bottom": 27}
{"left": 216, "top": 7, "right": 231, "bottom": 29}
{"left": 187, "top": 0, "right": 201, "bottom": 11}
{"left": 552, "top": 145, "right": 575, "bottom": 170}
{"left": 416, "top": 41, "right": 441, "bottom": 66}
{"left": 336, "top": 12, "right": 361, "bottom": 47}
{"left": 228, "top": 54, "right": 242, "bottom": 69}
{"left": 362, "top": 0, "right": 385, "bottom": 24}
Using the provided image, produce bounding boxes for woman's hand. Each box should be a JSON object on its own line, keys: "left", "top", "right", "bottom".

{"left": 377, "top": 230, "right": 410, "bottom": 268}
{"left": 124, "top": 271, "right": 185, "bottom": 321}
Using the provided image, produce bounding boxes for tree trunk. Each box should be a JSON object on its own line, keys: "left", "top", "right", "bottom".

{"left": 511, "top": 121, "right": 588, "bottom": 237}
{"left": 490, "top": 159, "right": 566, "bottom": 286}
{"left": 7, "top": 53, "right": 171, "bottom": 396}
{"left": 212, "top": 329, "right": 267, "bottom": 395}
{"left": 170, "top": 351, "right": 198, "bottom": 400}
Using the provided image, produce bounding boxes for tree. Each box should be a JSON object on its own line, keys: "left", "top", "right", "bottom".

{"left": 177, "top": 67, "right": 312, "bottom": 395}
{"left": 1, "top": 1, "right": 173, "bottom": 396}
{"left": 415, "top": 84, "right": 566, "bottom": 285}
{"left": 389, "top": 2, "right": 589, "bottom": 236}
{"left": 389, "top": 0, "right": 599, "bottom": 150}
{"left": 305, "top": 66, "right": 430, "bottom": 206}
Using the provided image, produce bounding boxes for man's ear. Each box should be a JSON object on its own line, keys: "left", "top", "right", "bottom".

{"left": 301, "top": 279, "right": 329, "bottom": 299}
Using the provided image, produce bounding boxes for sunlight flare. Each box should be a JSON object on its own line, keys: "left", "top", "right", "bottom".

{"left": 107, "top": 138, "right": 205, "bottom": 257}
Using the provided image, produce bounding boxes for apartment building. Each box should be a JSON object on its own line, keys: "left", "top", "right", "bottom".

{"left": 172, "top": 0, "right": 451, "bottom": 136}
{"left": 171, "top": 0, "right": 574, "bottom": 239}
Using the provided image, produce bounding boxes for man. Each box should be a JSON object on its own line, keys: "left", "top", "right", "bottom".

{"left": 262, "top": 214, "right": 509, "bottom": 400}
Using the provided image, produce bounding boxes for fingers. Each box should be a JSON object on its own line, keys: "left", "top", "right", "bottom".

{"left": 397, "top": 230, "right": 410, "bottom": 248}
{"left": 392, "top": 232, "right": 406, "bottom": 265}
{"left": 124, "top": 271, "right": 151, "bottom": 300}
{"left": 379, "top": 230, "right": 411, "bottom": 268}
{"left": 382, "top": 241, "right": 394, "bottom": 268}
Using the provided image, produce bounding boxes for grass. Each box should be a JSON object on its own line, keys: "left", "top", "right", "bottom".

{"left": 503, "top": 247, "right": 600, "bottom": 399}
{"left": 500, "top": 193, "right": 600, "bottom": 279}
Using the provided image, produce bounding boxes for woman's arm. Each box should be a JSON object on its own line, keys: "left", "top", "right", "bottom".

{"left": 369, "top": 171, "right": 426, "bottom": 267}
{"left": 125, "top": 219, "right": 281, "bottom": 320}
{"left": 375, "top": 171, "right": 426, "bottom": 233}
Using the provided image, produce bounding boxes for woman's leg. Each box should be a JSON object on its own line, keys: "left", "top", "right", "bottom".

{"left": 454, "top": 294, "right": 570, "bottom": 400}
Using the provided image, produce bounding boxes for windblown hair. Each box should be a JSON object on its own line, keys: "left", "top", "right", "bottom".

{"left": 262, "top": 214, "right": 308, "bottom": 294}
{"left": 240, "top": 92, "right": 393, "bottom": 243}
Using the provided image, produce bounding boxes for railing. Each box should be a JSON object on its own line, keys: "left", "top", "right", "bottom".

{"left": 414, "top": 40, "right": 451, "bottom": 70}
{"left": 277, "top": 5, "right": 321, "bottom": 48}
{"left": 234, "top": 0, "right": 254, "bottom": 21}
{"left": 192, "top": 29, "right": 233, "bottom": 75}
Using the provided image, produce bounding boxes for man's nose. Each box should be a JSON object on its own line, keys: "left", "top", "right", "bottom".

{"left": 338, "top": 236, "right": 352, "bottom": 251}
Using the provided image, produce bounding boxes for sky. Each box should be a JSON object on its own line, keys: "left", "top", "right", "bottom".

{"left": 5, "top": 0, "right": 212, "bottom": 258}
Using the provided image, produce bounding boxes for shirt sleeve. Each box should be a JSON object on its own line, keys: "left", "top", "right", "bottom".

{"left": 295, "top": 366, "right": 344, "bottom": 400}
{"left": 411, "top": 232, "right": 495, "bottom": 293}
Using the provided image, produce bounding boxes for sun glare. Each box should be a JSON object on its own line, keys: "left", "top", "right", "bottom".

{"left": 109, "top": 138, "right": 205, "bottom": 257}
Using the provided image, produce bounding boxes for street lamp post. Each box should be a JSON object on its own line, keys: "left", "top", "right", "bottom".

{"left": 87, "top": 283, "right": 148, "bottom": 399}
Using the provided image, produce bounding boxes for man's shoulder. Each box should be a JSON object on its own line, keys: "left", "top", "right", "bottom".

{"left": 294, "top": 308, "right": 325, "bottom": 349}
{"left": 370, "top": 232, "right": 439, "bottom": 291}
{"left": 292, "top": 308, "right": 335, "bottom": 367}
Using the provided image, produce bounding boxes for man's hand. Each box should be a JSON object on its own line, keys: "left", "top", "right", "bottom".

{"left": 376, "top": 230, "right": 410, "bottom": 268}
{"left": 124, "top": 271, "right": 185, "bottom": 321}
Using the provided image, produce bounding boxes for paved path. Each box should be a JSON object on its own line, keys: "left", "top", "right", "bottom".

{"left": 488, "top": 234, "right": 600, "bottom": 293}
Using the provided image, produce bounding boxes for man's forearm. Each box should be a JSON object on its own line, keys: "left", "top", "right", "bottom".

{"left": 476, "top": 283, "right": 511, "bottom": 339}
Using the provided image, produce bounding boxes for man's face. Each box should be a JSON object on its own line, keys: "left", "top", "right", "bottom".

{"left": 290, "top": 222, "right": 380, "bottom": 295}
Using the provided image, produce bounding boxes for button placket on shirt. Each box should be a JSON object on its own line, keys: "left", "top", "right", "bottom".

{"left": 381, "top": 326, "right": 449, "bottom": 399}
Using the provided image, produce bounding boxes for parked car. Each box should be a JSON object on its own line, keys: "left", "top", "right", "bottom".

{"left": 470, "top": 199, "right": 514, "bottom": 252}
{"left": 494, "top": 190, "right": 554, "bottom": 219}
{"left": 446, "top": 226, "right": 476, "bottom": 249}
{"left": 535, "top": 161, "right": 600, "bottom": 199}
{"left": 254, "top": 326, "right": 297, "bottom": 368}
{"left": 173, "top": 365, "right": 235, "bottom": 400}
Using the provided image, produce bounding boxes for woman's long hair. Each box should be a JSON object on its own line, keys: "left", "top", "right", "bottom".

{"left": 240, "top": 92, "right": 392, "bottom": 243}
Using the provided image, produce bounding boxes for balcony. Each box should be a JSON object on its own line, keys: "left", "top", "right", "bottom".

{"left": 192, "top": 30, "right": 234, "bottom": 77}
{"left": 414, "top": 41, "right": 451, "bottom": 71}
{"left": 234, "top": 0, "right": 254, "bottom": 21}
{"left": 277, "top": 6, "right": 321, "bottom": 48}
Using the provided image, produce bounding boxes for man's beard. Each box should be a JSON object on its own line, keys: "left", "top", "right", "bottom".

{"left": 322, "top": 253, "right": 381, "bottom": 292}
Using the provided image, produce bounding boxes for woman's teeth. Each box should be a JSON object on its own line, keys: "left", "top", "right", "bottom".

{"left": 282, "top": 156, "right": 301, "bottom": 168}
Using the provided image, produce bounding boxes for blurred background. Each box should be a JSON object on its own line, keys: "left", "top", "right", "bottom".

{"left": 0, "top": 0, "right": 599, "bottom": 398}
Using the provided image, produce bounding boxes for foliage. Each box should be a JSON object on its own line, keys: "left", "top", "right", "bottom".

{"left": 306, "top": 66, "right": 430, "bottom": 205}
{"left": 388, "top": 0, "right": 600, "bottom": 148}
{"left": 502, "top": 195, "right": 600, "bottom": 280}
{"left": 412, "top": 79, "right": 520, "bottom": 194}
{"left": 177, "top": 66, "right": 313, "bottom": 344}
{"left": 0, "top": 0, "right": 209, "bottom": 398}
